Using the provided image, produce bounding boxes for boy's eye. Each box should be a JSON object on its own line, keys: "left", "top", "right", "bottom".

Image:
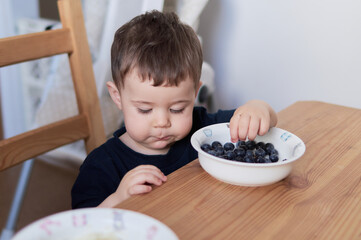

{"left": 138, "top": 108, "right": 152, "bottom": 114}
{"left": 170, "top": 108, "right": 184, "bottom": 114}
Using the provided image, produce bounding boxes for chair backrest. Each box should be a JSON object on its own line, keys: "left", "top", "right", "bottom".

{"left": 0, "top": 0, "right": 106, "bottom": 171}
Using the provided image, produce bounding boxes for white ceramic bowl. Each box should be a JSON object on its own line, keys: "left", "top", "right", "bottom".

{"left": 191, "top": 123, "right": 306, "bottom": 186}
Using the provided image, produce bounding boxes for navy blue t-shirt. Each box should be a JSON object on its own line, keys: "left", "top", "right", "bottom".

{"left": 71, "top": 106, "right": 234, "bottom": 208}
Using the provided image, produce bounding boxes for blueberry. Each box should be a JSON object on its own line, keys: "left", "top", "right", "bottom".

{"left": 223, "top": 142, "right": 235, "bottom": 151}
{"left": 237, "top": 146, "right": 247, "bottom": 152}
{"left": 225, "top": 151, "right": 236, "bottom": 160}
{"left": 265, "top": 158, "right": 272, "bottom": 163}
{"left": 256, "top": 156, "right": 266, "bottom": 163}
{"left": 201, "top": 143, "right": 212, "bottom": 152}
{"left": 236, "top": 140, "right": 246, "bottom": 148}
{"left": 255, "top": 148, "right": 266, "bottom": 157}
{"left": 200, "top": 139, "right": 279, "bottom": 165}
{"left": 235, "top": 155, "right": 244, "bottom": 162}
{"left": 211, "top": 141, "right": 222, "bottom": 149}
{"left": 245, "top": 140, "right": 256, "bottom": 150}
{"left": 265, "top": 143, "right": 275, "bottom": 153}
{"left": 257, "top": 156, "right": 272, "bottom": 163}
{"left": 245, "top": 150, "right": 254, "bottom": 158}
{"left": 269, "top": 154, "right": 279, "bottom": 162}
{"left": 214, "top": 146, "right": 224, "bottom": 156}
{"left": 269, "top": 149, "right": 278, "bottom": 156}
{"left": 207, "top": 150, "right": 217, "bottom": 156}
{"left": 233, "top": 148, "right": 246, "bottom": 157}
{"left": 256, "top": 141, "right": 266, "bottom": 150}
{"left": 244, "top": 156, "right": 255, "bottom": 163}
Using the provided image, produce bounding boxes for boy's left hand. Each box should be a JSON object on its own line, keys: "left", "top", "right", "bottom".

{"left": 229, "top": 100, "right": 278, "bottom": 142}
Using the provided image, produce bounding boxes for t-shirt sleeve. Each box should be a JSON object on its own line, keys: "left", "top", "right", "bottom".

{"left": 71, "top": 148, "right": 120, "bottom": 209}
{"left": 192, "top": 106, "right": 235, "bottom": 130}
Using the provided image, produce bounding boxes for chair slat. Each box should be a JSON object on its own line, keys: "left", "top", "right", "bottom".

{"left": 0, "top": 28, "right": 72, "bottom": 67}
{"left": 0, "top": 114, "right": 89, "bottom": 171}
{"left": 0, "top": 0, "right": 105, "bottom": 173}
{"left": 58, "top": 0, "right": 106, "bottom": 152}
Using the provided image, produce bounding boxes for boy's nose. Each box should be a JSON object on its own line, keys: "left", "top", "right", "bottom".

{"left": 154, "top": 111, "right": 171, "bottom": 128}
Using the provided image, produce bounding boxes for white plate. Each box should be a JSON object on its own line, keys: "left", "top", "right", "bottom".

{"left": 12, "top": 208, "right": 178, "bottom": 240}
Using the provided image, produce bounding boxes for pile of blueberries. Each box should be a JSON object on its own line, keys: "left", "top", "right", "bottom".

{"left": 200, "top": 140, "right": 279, "bottom": 163}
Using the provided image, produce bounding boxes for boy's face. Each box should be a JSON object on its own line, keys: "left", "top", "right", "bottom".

{"left": 107, "top": 68, "right": 201, "bottom": 155}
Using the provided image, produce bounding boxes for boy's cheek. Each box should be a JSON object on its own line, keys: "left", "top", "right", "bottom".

{"left": 182, "top": 113, "right": 194, "bottom": 132}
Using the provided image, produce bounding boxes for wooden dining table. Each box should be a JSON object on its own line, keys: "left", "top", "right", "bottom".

{"left": 116, "top": 101, "right": 361, "bottom": 239}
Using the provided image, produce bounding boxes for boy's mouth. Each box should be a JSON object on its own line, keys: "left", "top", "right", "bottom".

{"left": 155, "top": 136, "right": 171, "bottom": 141}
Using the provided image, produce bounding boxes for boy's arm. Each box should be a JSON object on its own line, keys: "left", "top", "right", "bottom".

{"left": 97, "top": 165, "right": 167, "bottom": 208}
{"left": 229, "top": 100, "right": 278, "bottom": 142}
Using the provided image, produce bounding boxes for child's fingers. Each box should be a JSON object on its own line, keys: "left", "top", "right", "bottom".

{"left": 129, "top": 165, "right": 167, "bottom": 181}
{"left": 127, "top": 171, "right": 166, "bottom": 196}
{"left": 229, "top": 117, "right": 238, "bottom": 142}
{"left": 229, "top": 115, "right": 240, "bottom": 141}
{"left": 130, "top": 170, "right": 167, "bottom": 186}
{"left": 128, "top": 184, "right": 152, "bottom": 195}
{"left": 258, "top": 117, "right": 270, "bottom": 136}
{"left": 230, "top": 114, "right": 250, "bottom": 142}
{"left": 115, "top": 165, "right": 167, "bottom": 202}
{"left": 247, "top": 116, "right": 261, "bottom": 140}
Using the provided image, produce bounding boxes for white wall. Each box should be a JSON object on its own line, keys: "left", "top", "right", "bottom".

{"left": 0, "top": 0, "right": 38, "bottom": 138}
{"left": 198, "top": 0, "right": 361, "bottom": 112}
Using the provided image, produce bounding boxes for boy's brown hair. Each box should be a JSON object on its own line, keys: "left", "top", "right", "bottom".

{"left": 111, "top": 10, "right": 203, "bottom": 90}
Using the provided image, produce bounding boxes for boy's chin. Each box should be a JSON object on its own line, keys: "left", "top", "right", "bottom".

{"left": 146, "top": 142, "right": 174, "bottom": 154}
{"left": 151, "top": 144, "right": 171, "bottom": 152}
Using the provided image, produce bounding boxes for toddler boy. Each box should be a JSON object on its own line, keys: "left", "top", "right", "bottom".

{"left": 71, "top": 10, "right": 277, "bottom": 208}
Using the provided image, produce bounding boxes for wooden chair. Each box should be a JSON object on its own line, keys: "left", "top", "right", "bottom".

{"left": 0, "top": 0, "right": 105, "bottom": 170}
{"left": 0, "top": 0, "right": 106, "bottom": 237}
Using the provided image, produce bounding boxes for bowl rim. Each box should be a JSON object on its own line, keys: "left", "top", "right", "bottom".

{"left": 191, "top": 123, "right": 306, "bottom": 167}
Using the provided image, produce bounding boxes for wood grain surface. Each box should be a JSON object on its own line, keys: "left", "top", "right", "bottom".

{"left": 116, "top": 101, "right": 361, "bottom": 240}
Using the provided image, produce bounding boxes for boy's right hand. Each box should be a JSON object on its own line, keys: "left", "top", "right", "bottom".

{"left": 98, "top": 165, "right": 167, "bottom": 208}
{"left": 117, "top": 165, "right": 167, "bottom": 201}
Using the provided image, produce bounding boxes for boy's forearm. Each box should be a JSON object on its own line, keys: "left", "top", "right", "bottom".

{"left": 97, "top": 193, "right": 124, "bottom": 208}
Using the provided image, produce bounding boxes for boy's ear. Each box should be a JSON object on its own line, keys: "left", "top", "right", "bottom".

{"left": 195, "top": 81, "right": 203, "bottom": 97}
{"left": 106, "top": 81, "right": 122, "bottom": 110}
